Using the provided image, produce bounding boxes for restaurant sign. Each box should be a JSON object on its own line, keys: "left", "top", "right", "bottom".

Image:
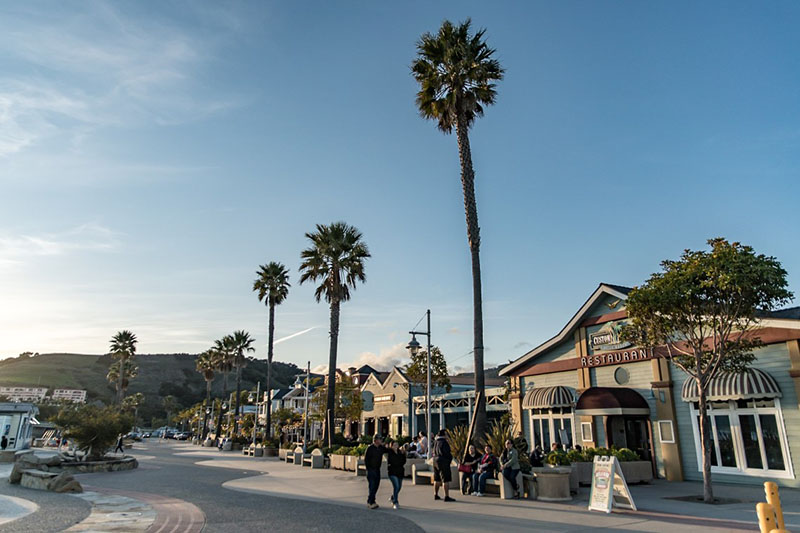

{"left": 589, "top": 321, "right": 631, "bottom": 352}
{"left": 580, "top": 347, "right": 654, "bottom": 368}
{"left": 375, "top": 394, "right": 394, "bottom": 403}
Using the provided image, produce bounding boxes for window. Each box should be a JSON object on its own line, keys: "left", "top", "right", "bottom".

{"left": 581, "top": 422, "right": 593, "bottom": 442}
{"left": 688, "top": 399, "right": 793, "bottom": 479}
{"left": 530, "top": 408, "right": 575, "bottom": 450}
{"left": 657, "top": 420, "right": 675, "bottom": 443}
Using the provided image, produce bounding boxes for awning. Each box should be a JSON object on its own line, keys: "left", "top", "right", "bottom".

{"left": 522, "top": 386, "right": 575, "bottom": 409}
{"left": 575, "top": 387, "right": 650, "bottom": 416}
{"left": 681, "top": 368, "right": 782, "bottom": 402}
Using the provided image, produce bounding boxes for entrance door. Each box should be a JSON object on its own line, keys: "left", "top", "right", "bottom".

{"left": 608, "top": 416, "right": 652, "bottom": 461}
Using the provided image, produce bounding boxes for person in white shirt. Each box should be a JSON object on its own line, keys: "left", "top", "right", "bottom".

{"left": 418, "top": 431, "right": 428, "bottom": 457}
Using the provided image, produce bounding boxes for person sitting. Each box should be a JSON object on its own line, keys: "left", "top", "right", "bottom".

{"left": 460, "top": 444, "right": 479, "bottom": 495}
{"left": 407, "top": 437, "right": 419, "bottom": 458}
{"left": 471, "top": 444, "right": 498, "bottom": 496}
{"left": 417, "top": 431, "right": 428, "bottom": 458}
{"left": 529, "top": 445, "right": 544, "bottom": 467}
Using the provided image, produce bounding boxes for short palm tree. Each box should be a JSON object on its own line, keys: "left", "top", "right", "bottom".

{"left": 412, "top": 19, "right": 504, "bottom": 440}
{"left": 109, "top": 330, "right": 138, "bottom": 405}
{"left": 211, "top": 339, "right": 234, "bottom": 441}
{"left": 196, "top": 350, "right": 216, "bottom": 439}
{"left": 253, "top": 262, "right": 291, "bottom": 438}
{"left": 229, "top": 330, "right": 255, "bottom": 435}
{"left": 299, "top": 222, "right": 370, "bottom": 446}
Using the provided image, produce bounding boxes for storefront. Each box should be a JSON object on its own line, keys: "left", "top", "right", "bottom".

{"left": 360, "top": 368, "right": 411, "bottom": 439}
{"left": 500, "top": 283, "right": 800, "bottom": 486}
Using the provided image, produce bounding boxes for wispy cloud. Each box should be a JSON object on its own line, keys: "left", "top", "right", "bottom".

{"left": 0, "top": 3, "right": 244, "bottom": 158}
{"left": 0, "top": 223, "right": 120, "bottom": 265}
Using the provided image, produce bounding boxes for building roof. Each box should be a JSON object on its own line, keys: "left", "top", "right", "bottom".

{"left": 354, "top": 364, "right": 378, "bottom": 375}
{"left": 499, "top": 283, "right": 631, "bottom": 377}
{"left": 270, "top": 389, "right": 291, "bottom": 400}
{"left": 759, "top": 306, "right": 800, "bottom": 320}
{"left": 448, "top": 375, "right": 506, "bottom": 387}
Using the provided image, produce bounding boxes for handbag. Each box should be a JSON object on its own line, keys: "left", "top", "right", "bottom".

{"left": 458, "top": 463, "right": 472, "bottom": 474}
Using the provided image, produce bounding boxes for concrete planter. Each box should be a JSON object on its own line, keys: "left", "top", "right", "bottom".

{"left": 263, "top": 447, "right": 278, "bottom": 457}
{"left": 279, "top": 448, "right": 289, "bottom": 461}
{"left": 330, "top": 454, "right": 347, "bottom": 470}
{"left": 575, "top": 462, "right": 593, "bottom": 486}
{"left": 252, "top": 447, "right": 264, "bottom": 457}
{"left": 532, "top": 467, "right": 571, "bottom": 502}
{"left": 620, "top": 461, "right": 653, "bottom": 484}
{"left": 345, "top": 455, "right": 358, "bottom": 471}
{"left": 568, "top": 464, "right": 579, "bottom": 493}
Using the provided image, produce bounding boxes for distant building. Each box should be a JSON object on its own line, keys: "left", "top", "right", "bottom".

{"left": 51, "top": 389, "right": 87, "bottom": 403}
{"left": 0, "top": 386, "right": 48, "bottom": 403}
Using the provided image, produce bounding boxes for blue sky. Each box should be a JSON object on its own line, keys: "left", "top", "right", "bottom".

{"left": 1, "top": 1, "right": 799, "bottom": 373}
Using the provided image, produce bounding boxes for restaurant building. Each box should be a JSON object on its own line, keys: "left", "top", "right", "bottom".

{"left": 500, "top": 283, "right": 800, "bottom": 487}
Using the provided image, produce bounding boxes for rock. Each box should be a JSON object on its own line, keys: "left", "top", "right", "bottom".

{"left": 8, "top": 462, "right": 24, "bottom": 484}
{"left": 20, "top": 469, "right": 58, "bottom": 491}
{"left": 48, "top": 472, "right": 82, "bottom": 493}
{"left": 14, "top": 450, "right": 34, "bottom": 461}
{"left": 44, "top": 455, "right": 62, "bottom": 467}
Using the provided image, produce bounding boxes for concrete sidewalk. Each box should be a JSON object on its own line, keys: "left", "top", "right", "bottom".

{"left": 191, "top": 448, "right": 785, "bottom": 532}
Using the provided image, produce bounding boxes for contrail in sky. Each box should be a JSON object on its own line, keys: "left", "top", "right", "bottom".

{"left": 274, "top": 326, "right": 318, "bottom": 345}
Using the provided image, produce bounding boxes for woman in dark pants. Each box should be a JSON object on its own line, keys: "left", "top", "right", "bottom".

{"left": 460, "top": 444, "right": 479, "bottom": 495}
{"left": 387, "top": 441, "right": 407, "bottom": 509}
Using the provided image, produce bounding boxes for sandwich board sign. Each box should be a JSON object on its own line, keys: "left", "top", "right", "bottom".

{"left": 588, "top": 456, "right": 637, "bottom": 513}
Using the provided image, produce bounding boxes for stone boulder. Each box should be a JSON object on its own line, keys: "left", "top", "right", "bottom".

{"left": 48, "top": 472, "right": 83, "bottom": 493}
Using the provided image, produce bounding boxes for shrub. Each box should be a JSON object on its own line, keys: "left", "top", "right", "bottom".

{"left": 612, "top": 448, "right": 641, "bottom": 462}
{"left": 545, "top": 450, "right": 571, "bottom": 466}
{"left": 446, "top": 425, "right": 470, "bottom": 462}
{"left": 349, "top": 443, "right": 368, "bottom": 456}
{"left": 358, "top": 434, "right": 373, "bottom": 445}
{"left": 54, "top": 405, "right": 133, "bottom": 460}
{"left": 334, "top": 446, "right": 351, "bottom": 455}
{"left": 566, "top": 449, "right": 586, "bottom": 463}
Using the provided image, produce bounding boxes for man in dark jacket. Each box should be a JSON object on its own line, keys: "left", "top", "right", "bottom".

{"left": 364, "top": 435, "right": 386, "bottom": 509}
{"left": 432, "top": 429, "right": 455, "bottom": 502}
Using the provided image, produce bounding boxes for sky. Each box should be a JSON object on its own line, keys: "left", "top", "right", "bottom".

{"left": 1, "top": 1, "right": 799, "bottom": 374}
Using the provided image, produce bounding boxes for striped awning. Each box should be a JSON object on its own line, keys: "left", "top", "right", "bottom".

{"left": 681, "top": 368, "right": 782, "bottom": 402}
{"left": 523, "top": 386, "right": 575, "bottom": 409}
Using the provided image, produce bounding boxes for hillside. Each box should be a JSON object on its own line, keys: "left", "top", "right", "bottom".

{"left": 0, "top": 352, "right": 302, "bottom": 425}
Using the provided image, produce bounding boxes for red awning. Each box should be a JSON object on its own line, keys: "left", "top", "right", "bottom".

{"left": 575, "top": 387, "right": 650, "bottom": 416}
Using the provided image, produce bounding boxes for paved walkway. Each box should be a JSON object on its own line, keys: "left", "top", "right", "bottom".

{"left": 193, "top": 450, "right": 787, "bottom": 532}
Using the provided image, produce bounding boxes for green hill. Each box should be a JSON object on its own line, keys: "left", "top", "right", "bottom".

{"left": 0, "top": 352, "right": 302, "bottom": 426}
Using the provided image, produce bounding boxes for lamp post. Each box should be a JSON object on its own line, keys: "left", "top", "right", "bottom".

{"left": 407, "top": 309, "right": 432, "bottom": 456}
{"left": 250, "top": 381, "right": 261, "bottom": 448}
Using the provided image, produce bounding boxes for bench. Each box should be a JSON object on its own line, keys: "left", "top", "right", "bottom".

{"left": 302, "top": 448, "right": 325, "bottom": 469}
{"left": 412, "top": 462, "right": 459, "bottom": 489}
{"left": 459, "top": 470, "right": 523, "bottom": 499}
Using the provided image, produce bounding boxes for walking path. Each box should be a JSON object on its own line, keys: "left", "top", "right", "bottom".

{"left": 193, "top": 450, "right": 791, "bottom": 532}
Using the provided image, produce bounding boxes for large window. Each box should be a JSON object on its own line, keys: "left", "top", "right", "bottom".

{"left": 688, "top": 399, "right": 793, "bottom": 479}
{"left": 530, "top": 407, "right": 575, "bottom": 450}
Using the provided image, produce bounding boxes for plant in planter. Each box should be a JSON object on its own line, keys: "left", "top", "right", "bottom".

{"left": 612, "top": 448, "right": 640, "bottom": 462}
{"left": 545, "top": 450, "right": 571, "bottom": 466}
{"left": 566, "top": 449, "right": 586, "bottom": 464}
{"left": 54, "top": 405, "right": 133, "bottom": 460}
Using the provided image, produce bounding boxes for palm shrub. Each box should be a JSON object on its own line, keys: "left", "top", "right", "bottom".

{"left": 54, "top": 405, "right": 133, "bottom": 460}
{"left": 446, "top": 425, "right": 470, "bottom": 462}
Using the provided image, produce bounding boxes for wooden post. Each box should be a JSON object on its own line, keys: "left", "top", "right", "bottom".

{"left": 764, "top": 482, "right": 785, "bottom": 531}
{"left": 756, "top": 502, "right": 776, "bottom": 533}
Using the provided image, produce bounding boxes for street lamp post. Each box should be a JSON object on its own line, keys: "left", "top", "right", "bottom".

{"left": 250, "top": 381, "right": 261, "bottom": 448}
{"left": 407, "top": 309, "right": 432, "bottom": 456}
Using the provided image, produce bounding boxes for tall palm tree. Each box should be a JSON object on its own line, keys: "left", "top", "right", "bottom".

{"left": 107, "top": 360, "right": 138, "bottom": 400}
{"left": 412, "top": 19, "right": 504, "bottom": 440}
{"left": 230, "top": 330, "right": 255, "bottom": 435}
{"left": 253, "top": 262, "right": 291, "bottom": 439}
{"left": 109, "top": 330, "right": 138, "bottom": 405}
{"left": 196, "top": 350, "right": 216, "bottom": 439}
{"left": 211, "top": 339, "right": 234, "bottom": 442}
{"left": 299, "top": 222, "right": 370, "bottom": 446}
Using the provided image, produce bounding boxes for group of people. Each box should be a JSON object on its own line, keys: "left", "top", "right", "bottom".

{"left": 458, "top": 440, "right": 523, "bottom": 498}
{"left": 364, "top": 429, "right": 455, "bottom": 510}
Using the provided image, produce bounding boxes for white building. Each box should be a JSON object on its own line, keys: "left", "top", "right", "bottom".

{"left": 0, "top": 402, "right": 39, "bottom": 451}
{"left": 0, "top": 386, "right": 48, "bottom": 403}
{"left": 51, "top": 389, "right": 87, "bottom": 403}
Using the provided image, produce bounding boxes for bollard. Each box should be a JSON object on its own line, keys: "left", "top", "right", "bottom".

{"left": 764, "top": 482, "right": 785, "bottom": 531}
{"left": 757, "top": 502, "right": 776, "bottom": 533}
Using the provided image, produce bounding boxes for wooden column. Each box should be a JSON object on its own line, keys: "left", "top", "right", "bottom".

{"left": 575, "top": 329, "right": 596, "bottom": 447}
{"left": 509, "top": 376, "right": 524, "bottom": 437}
{"left": 787, "top": 340, "right": 800, "bottom": 403}
{"left": 651, "top": 356, "right": 683, "bottom": 481}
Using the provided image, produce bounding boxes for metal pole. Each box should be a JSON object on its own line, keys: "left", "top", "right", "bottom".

{"left": 426, "top": 309, "right": 432, "bottom": 453}
{"left": 252, "top": 381, "right": 260, "bottom": 447}
{"left": 303, "top": 360, "right": 310, "bottom": 453}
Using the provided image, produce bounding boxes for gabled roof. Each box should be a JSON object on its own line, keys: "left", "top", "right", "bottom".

{"left": 499, "top": 283, "right": 632, "bottom": 377}
{"left": 360, "top": 367, "right": 409, "bottom": 391}
{"left": 270, "top": 389, "right": 291, "bottom": 400}
{"left": 355, "top": 364, "right": 378, "bottom": 375}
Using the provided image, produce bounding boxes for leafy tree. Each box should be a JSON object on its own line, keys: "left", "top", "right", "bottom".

{"left": 109, "top": 330, "right": 138, "bottom": 404}
{"left": 404, "top": 346, "right": 452, "bottom": 393}
{"left": 621, "top": 238, "right": 793, "bottom": 503}
{"left": 229, "top": 330, "right": 255, "bottom": 434}
{"left": 412, "top": 19, "right": 504, "bottom": 441}
{"left": 54, "top": 405, "right": 133, "bottom": 459}
{"left": 107, "top": 359, "right": 138, "bottom": 399}
{"left": 309, "top": 381, "right": 363, "bottom": 426}
{"left": 299, "top": 222, "right": 370, "bottom": 446}
{"left": 253, "top": 261, "right": 291, "bottom": 438}
{"left": 162, "top": 395, "right": 178, "bottom": 424}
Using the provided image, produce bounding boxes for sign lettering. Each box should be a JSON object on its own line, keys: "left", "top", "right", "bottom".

{"left": 580, "top": 348, "right": 653, "bottom": 368}
{"left": 374, "top": 394, "right": 394, "bottom": 403}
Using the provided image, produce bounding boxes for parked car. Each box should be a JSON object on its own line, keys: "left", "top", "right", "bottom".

{"left": 175, "top": 432, "right": 191, "bottom": 441}
{"left": 142, "top": 432, "right": 151, "bottom": 438}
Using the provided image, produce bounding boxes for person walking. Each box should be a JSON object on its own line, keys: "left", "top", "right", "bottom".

{"left": 471, "top": 444, "right": 498, "bottom": 496}
{"left": 387, "top": 440, "right": 406, "bottom": 509}
{"left": 501, "top": 439, "right": 521, "bottom": 499}
{"left": 114, "top": 434, "right": 125, "bottom": 454}
{"left": 1, "top": 435, "right": 7, "bottom": 450}
{"left": 431, "top": 429, "right": 455, "bottom": 502}
{"left": 460, "top": 444, "right": 479, "bottom": 495}
{"left": 365, "top": 435, "right": 386, "bottom": 509}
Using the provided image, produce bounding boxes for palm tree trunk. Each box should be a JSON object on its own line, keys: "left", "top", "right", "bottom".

{"left": 267, "top": 301, "right": 275, "bottom": 439}
{"left": 202, "top": 380, "right": 211, "bottom": 439}
{"left": 117, "top": 355, "right": 126, "bottom": 405}
{"left": 233, "top": 358, "right": 243, "bottom": 435}
{"left": 323, "top": 299, "right": 341, "bottom": 447}
{"left": 215, "top": 379, "right": 228, "bottom": 444}
{"left": 455, "top": 114, "right": 486, "bottom": 442}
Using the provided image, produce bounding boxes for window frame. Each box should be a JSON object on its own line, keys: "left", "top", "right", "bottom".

{"left": 688, "top": 398, "right": 794, "bottom": 479}
{"left": 657, "top": 420, "right": 675, "bottom": 444}
{"left": 529, "top": 408, "right": 576, "bottom": 450}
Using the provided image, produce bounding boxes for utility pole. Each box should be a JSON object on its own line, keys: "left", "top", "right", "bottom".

{"left": 303, "top": 361, "right": 310, "bottom": 453}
